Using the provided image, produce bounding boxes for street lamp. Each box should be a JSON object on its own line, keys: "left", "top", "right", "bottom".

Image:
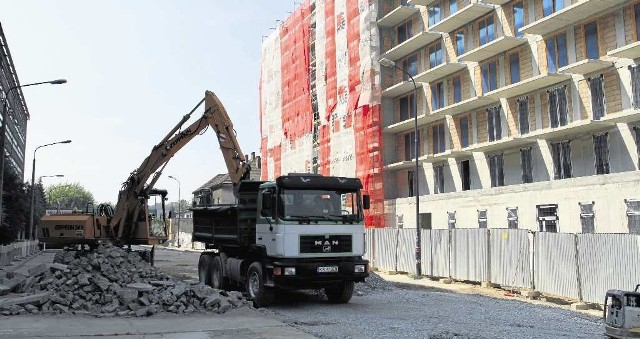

{"left": 379, "top": 57, "right": 422, "bottom": 278}
{"left": 29, "top": 140, "right": 71, "bottom": 240}
{"left": 168, "top": 175, "right": 181, "bottom": 247}
{"left": 0, "top": 79, "right": 67, "bottom": 232}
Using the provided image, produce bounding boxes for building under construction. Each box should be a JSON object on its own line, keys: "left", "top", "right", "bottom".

{"left": 261, "top": 0, "right": 640, "bottom": 233}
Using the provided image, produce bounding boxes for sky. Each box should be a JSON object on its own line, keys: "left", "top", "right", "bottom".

{"left": 0, "top": 0, "right": 294, "bottom": 204}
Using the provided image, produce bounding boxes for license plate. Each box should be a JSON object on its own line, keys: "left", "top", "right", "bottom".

{"left": 317, "top": 266, "right": 339, "bottom": 273}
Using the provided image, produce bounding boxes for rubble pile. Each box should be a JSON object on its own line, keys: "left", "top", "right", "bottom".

{"left": 0, "top": 244, "right": 248, "bottom": 317}
{"left": 354, "top": 272, "right": 393, "bottom": 296}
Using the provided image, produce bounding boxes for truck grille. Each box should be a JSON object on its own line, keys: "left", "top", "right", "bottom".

{"left": 300, "top": 235, "right": 352, "bottom": 254}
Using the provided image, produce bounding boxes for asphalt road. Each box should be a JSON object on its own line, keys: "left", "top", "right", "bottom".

{"left": 154, "top": 248, "right": 606, "bottom": 339}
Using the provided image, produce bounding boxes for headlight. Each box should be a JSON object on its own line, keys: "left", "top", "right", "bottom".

{"left": 355, "top": 264, "right": 366, "bottom": 273}
{"left": 284, "top": 267, "right": 296, "bottom": 276}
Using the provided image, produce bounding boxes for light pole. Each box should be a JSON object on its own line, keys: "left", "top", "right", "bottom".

{"left": 168, "top": 175, "right": 181, "bottom": 247}
{"left": 29, "top": 140, "right": 71, "bottom": 239}
{"left": 0, "top": 79, "right": 67, "bottom": 231}
{"left": 379, "top": 57, "right": 422, "bottom": 278}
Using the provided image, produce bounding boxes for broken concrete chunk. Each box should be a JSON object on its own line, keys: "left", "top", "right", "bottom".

{"left": 0, "top": 292, "right": 50, "bottom": 308}
{"left": 126, "top": 283, "right": 153, "bottom": 293}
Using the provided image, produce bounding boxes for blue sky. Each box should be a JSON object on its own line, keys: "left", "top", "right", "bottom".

{"left": 1, "top": 0, "right": 293, "bottom": 203}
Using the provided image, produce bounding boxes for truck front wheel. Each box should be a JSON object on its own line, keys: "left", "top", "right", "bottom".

{"left": 246, "top": 262, "right": 274, "bottom": 308}
{"left": 325, "top": 281, "right": 355, "bottom": 304}
{"left": 198, "top": 254, "right": 213, "bottom": 286}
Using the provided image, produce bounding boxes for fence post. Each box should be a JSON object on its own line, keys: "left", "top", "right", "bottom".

{"left": 393, "top": 228, "right": 400, "bottom": 273}
{"left": 448, "top": 228, "right": 452, "bottom": 278}
{"left": 531, "top": 231, "right": 536, "bottom": 290}
{"left": 486, "top": 228, "right": 492, "bottom": 285}
{"left": 573, "top": 234, "right": 584, "bottom": 302}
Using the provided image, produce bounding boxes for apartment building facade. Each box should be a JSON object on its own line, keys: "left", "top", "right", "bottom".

{"left": 380, "top": 0, "right": 640, "bottom": 233}
{"left": 0, "top": 23, "right": 29, "bottom": 179}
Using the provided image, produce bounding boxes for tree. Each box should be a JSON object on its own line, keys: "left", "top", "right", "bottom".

{"left": 46, "top": 182, "right": 95, "bottom": 211}
{"left": 0, "top": 164, "right": 29, "bottom": 244}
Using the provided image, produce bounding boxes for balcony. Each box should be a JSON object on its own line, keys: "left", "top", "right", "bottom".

{"left": 408, "top": 0, "right": 438, "bottom": 6}
{"left": 458, "top": 36, "right": 527, "bottom": 62}
{"left": 521, "top": 119, "right": 614, "bottom": 141}
{"left": 429, "top": 3, "right": 495, "bottom": 33}
{"left": 520, "top": 0, "right": 627, "bottom": 36}
{"left": 378, "top": 5, "right": 420, "bottom": 27}
{"left": 384, "top": 160, "right": 418, "bottom": 171}
{"left": 383, "top": 114, "right": 429, "bottom": 134}
{"left": 599, "top": 108, "right": 640, "bottom": 124}
{"left": 608, "top": 41, "right": 640, "bottom": 59}
{"left": 382, "top": 81, "right": 423, "bottom": 98}
{"left": 381, "top": 31, "right": 441, "bottom": 61}
{"left": 484, "top": 73, "right": 571, "bottom": 100}
{"left": 430, "top": 96, "right": 498, "bottom": 118}
{"left": 421, "top": 150, "right": 453, "bottom": 163}
{"left": 482, "top": 0, "right": 511, "bottom": 4}
{"left": 558, "top": 59, "right": 614, "bottom": 75}
{"left": 414, "top": 62, "right": 466, "bottom": 84}
{"left": 461, "top": 136, "right": 533, "bottom": 154}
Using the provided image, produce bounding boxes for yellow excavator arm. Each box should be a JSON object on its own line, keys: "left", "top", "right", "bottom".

{"left": 109, "top": 90, "right": 250, "bottom": 242}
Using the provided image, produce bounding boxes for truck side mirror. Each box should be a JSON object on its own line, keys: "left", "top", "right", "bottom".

{"left": 261, "top": 192, "right": 272, "bottom": 217}
{"left": 363, "top": 194, "right": 370, "bottom": 210}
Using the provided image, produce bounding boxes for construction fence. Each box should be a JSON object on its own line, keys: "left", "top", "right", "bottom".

{"left": 0, "top": 240, "right": 39, "bottom": 265}
{"left": 365, "top": 228, "right": 640, "bottom": 304}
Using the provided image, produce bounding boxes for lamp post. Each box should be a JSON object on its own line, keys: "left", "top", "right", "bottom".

{"left": 168, "top": 175, "right": 181, "bottom": 247}
{"left": 379, "top": 57, "right": 421, "bottom": 278}
{"left": 29, "top": 140, "right": 71, "bottom": 239}
{"left": 0, "top": 79, "right": 67, "bottom": 231}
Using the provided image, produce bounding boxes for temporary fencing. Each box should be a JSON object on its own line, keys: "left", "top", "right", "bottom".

{"left": 0, "top": 240, "right": 39, "bottom": 265}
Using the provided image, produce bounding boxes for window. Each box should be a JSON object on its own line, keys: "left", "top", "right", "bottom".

{"left": 551, "top": 140, "right": 572, "bottom": 179}
{"left": 509, "top": 53, "right": 520, "bottom": 84}
{"left": 429, "top": 42, "right": 443, "bottom": 68}
{"left": 488, "top": 153, "right": 505, "bottom": 187}
{"left": 461, "top": 159, "right": 470, "bottom": 191}
{"left": 399, "top": 93, "right": 415, "bottom": 121}
{"left": 478, "top": 210, "right": 487, "bottom": 228}
{"left": 579, "top": 202, "right": 595, "bottom": 233}
{"left": 517, "top": 97, "right": 530, "bottom": 135}
{"left": 455, "top": 30, "right": 465, "bottom": 56}
{"left": 542, "top": 0, "right": 564, "bottom": 17}
{"left": 408, "top": 170, "right": 415, "bottom": 197}
{"left": 434, "top": 164, "right": 445, "bottom": 194}
{"left": 546, "top": 33, "right": 568, "bottom": 73}
{"left": 449, "top": 0, "right": 457, "bottom": 14}
{"left": 402, "top": 54, "right": 419, "bottom": 80}
{"left": 397, "top": 20, "right": 413, "bottom": 44}
{"left": 447, "top": 211, "right": 456, "bottom": 229}
{"left": 507, "top": 207, "right": 518, "bottom": 229}
{"left": 460, "top": 115, "right": 469, "bottom": 148}
{"left": 428, "top": 4, "right": 441, "bottom": 26}
{"left": 420, "top": 213, "right": 432, "bottom": 229}
{"left": 478, "top": 15, "right": 495, "bottom": 46}
{"left": 521, "top": 147, "right": 533, "bottom": 183}
{"left": 548, "top": 86, "right": 568, "bottom": 128}
{"left": 513, "top": 2, "right": 524, "bottom": 38}
{"left": 593, "top": 133, "right": 610, "bottom": 175}
{"left": 481, "top": 60, "right": 498, "bottom": 94}
{"left": 453, "top": 76, "right": 462, "bottom": 104}
{"left": 584, "top": 21, "right": 599, "bottom": 59}
{"left": 537, "top": 204, "right": 558, "bottom": 232}
{"left": 432, "top": 123, "right": 446, "bottom": 154}
{"left": 626, "top": 199, "right": 640, "bottom": 234}
{"left": 635, "top": 3, "right": 640, "bottom": 42}
{"left": 634, "top": 126, "right": 640, "bottom": 168}
{"left": 487, "top": 105, "right": 502, "bottom": 142}
{"left": 404, "top": 131, "right": 420, "bottom": 161}
{"left": 630, "top": 65, "right": 640, "bottom": 109}
{"left": 431, "top": 81, "right": 445, "bottom": 110}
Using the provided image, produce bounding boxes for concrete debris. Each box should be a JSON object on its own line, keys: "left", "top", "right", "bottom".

{"left": 0, "top": 244, "right": 247, "bottom": 317}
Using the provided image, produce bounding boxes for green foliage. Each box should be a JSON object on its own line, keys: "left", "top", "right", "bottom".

{"left": 0, "top": 164, "right": 29, "bottom": 244}
{"left": 46, "top": 182, "right": 95, "bottom": 210}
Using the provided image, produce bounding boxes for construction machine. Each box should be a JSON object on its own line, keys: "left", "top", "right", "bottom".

{"left": 604, "top": 285, "right": 640, "bottom": 338}
{"left": 39, "top": 91, "right": 250, "bottom": 260}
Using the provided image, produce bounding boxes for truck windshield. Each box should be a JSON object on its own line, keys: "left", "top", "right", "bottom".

{"left": 277, "top": 189, "right": 362, "bottom": 222}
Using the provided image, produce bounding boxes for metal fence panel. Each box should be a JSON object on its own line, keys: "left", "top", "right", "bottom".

{"left": 490, "top": 229, "right": 532, "bottom": 288}
{"left": 396, "top": 229, "right": 417, "bottom": 273}
{"left": 534, "top": 232, "right": 580, "bottom": 299}
{"left": 577, "top": 234, "right": 640, "bottom": 304}
{"left": 364, "top": 229, "right": 375, "bottom": 262}
{"left": 451, "top": 229, "right": 489, "bottom": 282}
{"left": 421, "top": 229, "right": 450, "bottom": 278}
{"left": 374, "top": 228, "right": 397, "bottom": 272}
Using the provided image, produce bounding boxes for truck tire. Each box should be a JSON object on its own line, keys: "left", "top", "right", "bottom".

{"left": 325, "top": 281, "right": 355, "bottom": 304}
{"left": 246, "top": 262, "right": 274, "bottom": 308}
{"left": 211, "top": 256, "right": 229, "bottom": 290}
{"left": 198, "top": 254, "right": 213, "bottom": 286}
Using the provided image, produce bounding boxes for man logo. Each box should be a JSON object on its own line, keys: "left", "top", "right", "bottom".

{"left": 323, "top": 245, "right": 331, "bottom": 252}
{"left": 315, "top": 240, "right": 323, "bottom": 246}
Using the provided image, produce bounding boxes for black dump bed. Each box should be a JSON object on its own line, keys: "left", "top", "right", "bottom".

{"left": 191, "top": 180, "right": 264, "bottom": 247}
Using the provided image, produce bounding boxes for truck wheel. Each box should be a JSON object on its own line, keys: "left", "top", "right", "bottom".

{"left": 211, "top": 256, "right": 229, "bottom": 290}
{"left": 198, "top": 254, "right": 213, "bottom": 286}
{"left": 246, "top": 262, "right": 274, "bottom": 308}
{"left": 325, "top": 281, "right": 355, "bottom": 304}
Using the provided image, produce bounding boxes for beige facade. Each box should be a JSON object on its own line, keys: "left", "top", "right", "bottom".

{"left": 380, "top": 0, "right": 640, "bottom": 233}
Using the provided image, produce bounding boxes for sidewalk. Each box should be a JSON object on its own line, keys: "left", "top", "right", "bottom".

{"left": 1, "top": 249, "right": 56, "bottom": 276}
{"left": 376, "top": 271, "right": 602, "bottom": 318}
